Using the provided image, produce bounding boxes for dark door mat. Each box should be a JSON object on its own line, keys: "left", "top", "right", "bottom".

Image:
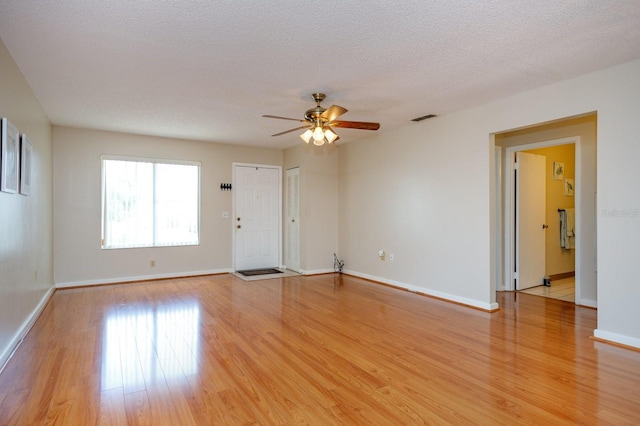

{"left": 237, "top": 268, "right": 283, "bottom": 277}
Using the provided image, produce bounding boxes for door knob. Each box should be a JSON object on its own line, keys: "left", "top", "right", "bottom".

{"left": 237, "top": 225, "right": 241, "bottom": 229}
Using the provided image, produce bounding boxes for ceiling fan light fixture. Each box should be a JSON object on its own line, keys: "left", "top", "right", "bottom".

{"left": 266, "top": 93, "right": 380, "bottom": 146}
{"left": 300, "top": 129, "right": 313, "bottom": 143}
{"left": 312, "top": 126, "right": 325, "bottom": 143}
{"left": 324, "top": 127, "right": 338, "bottom": 144}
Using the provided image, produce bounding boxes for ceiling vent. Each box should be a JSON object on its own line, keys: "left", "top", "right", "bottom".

{"left": 411, "top": 114, "right": 437, "bottom": 122}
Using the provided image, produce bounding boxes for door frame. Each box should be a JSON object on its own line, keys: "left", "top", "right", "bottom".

{"left": 285, "top": 167, "right": 301, "bottom": 273}
{"left": 232, "top": 162, "right": 283, "bottom": 271}
{"left": 503, "top": 137, "right": 581, "bottom": 302}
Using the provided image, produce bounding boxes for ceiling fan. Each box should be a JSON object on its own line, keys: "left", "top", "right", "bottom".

{"left": 263, "top": 93, "right": 380, "bottom": 146}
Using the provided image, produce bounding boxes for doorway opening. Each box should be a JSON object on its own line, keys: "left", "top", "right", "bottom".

{"left": 506, "top": 138, "right": 580, "bottom": 303}
{"left": 493, "top": 113, "right": 598, "bottom": 308}
{"left": 516, "top": 146, "right": 576, "bottom": 301}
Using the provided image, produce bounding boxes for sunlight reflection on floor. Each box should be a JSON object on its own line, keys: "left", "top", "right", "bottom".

{"left": 101, "top": 302, "right": 200, "bottom": 390}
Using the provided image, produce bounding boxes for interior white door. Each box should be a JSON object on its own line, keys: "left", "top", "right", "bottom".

{"left": 234, "top": 165, "right": 281, "bottom": 271}
{"left": 515, "top": 152, "right": 546, "bottom": 290}
{"left": 285, "top": 167, "right": 300, "bottom": 272}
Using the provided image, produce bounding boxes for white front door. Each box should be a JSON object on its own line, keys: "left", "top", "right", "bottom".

{"left": 234, "top": 165, "right": 281, "bottom": 271}
{"left": 285, "top": 167, "right": 300, "bottom": 272}
{"left": 515, "top": 152, "right": 546, "bottom": 290}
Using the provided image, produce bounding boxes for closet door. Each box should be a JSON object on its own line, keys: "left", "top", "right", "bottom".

{"left": 285, "top": 167, "right": 300, "bottom": 272}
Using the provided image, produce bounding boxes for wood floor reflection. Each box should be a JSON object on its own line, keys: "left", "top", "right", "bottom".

{"left": 1, "top": 273, "right": 639, "bottom": 424}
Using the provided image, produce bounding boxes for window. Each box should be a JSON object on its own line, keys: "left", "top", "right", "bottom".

{"left": 101, "top": 156, "right": 200, "bottom": 249}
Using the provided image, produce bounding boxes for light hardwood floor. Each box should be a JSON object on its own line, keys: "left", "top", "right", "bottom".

{"left": 1, "top": 273, "right": 639, "bottom": 425}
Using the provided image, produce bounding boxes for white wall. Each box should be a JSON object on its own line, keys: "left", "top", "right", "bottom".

{"left": 338, "top": 59, "right": 640, "bottom": 348}
{"left": 0, "top": 40, "right": 53, "bottom": 367}
{"left": 283, "top": 143, "right": 339, "bottom": 273}
{"left": 53, "top": 126, "right": 283, "bottom": 286}
{"left": 339, "top": 114, "right": 495, "bottom": 310}
{"left": 593, "top": 62, "right": 640, "bottom": 348}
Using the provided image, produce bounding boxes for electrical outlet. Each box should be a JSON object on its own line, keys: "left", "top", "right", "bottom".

{"left": 150, "top": 260, "right": 156, "bottom": 267}
{"left": 222, "top": 211, "right": 229, "bottom": 218}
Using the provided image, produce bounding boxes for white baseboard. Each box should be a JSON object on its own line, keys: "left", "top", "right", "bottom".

{"left": 343, "top": 269, "right": 499, "bottom": 312}
{"left": 55, "top": 268, "right": 500, "bottom": 312}
{"left": 0, "top": 285, "right": 55, "bottom": 374}
{"left": 593, "top": 329, "right": 640, "bottom": 350}
{"left": 302, "top": 268, "right": 335, "bottom": 276}
{"left": 55, "top": 268, "right": 232, "bottom": 288}
{"left": 579, "top": 298, "right": 597, "bottom": 308}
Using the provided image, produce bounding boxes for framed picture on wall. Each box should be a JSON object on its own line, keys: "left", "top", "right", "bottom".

{"left": 20, "top": 134, "right": 33, "bottom": 196}
{"left": 1, "top": 117, "right": 20, "bottom": 193}
{"left": 553, "top": 161, "right": 564, "bottom": 181}
{"left": 564, "top": 178, "right": 574, "bottom": 197}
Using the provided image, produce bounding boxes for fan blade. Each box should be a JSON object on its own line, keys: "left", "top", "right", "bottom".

{"left": 320, "top": 105, "right": 348, "bottom": 122}
{"left": 330, "top": 120, "right": 380, "bottom": 131}
{"left": 271, "top": 125, "right": 311, "bottom": 137}
{"left": 263, "top": 114, "right": 306, "bottom": 122}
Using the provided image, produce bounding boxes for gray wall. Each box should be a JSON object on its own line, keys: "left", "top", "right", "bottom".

{"left": 0, "top": 40, "right": 53, "bottom": 366}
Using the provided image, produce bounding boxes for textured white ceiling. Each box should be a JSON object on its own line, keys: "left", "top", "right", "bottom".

{"left": 1, "top": 1, "right": 640, "bottom": 148}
